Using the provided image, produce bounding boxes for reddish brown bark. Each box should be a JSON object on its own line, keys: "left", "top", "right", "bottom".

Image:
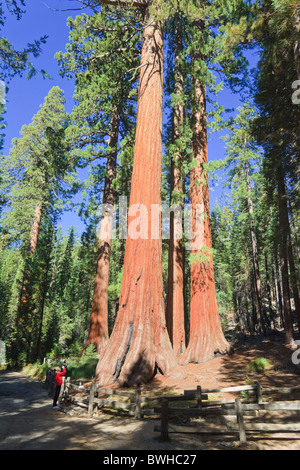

{"left": 180, "top": 78, "right": 230, "bottom": 365}
{"left": 29, "top": 203, "right": 43, "bottom": 255}
{"left": 83, "top": 115, "right": 120, "bottom": 355}
{"left": 19, "top": 203, "right": 43, "bottom": 308}
{"left": 95, "top": 11, "right": 184, "bottom": 387}
{"left": 166, "top": 17, "right": 185, "bottom": 358}
{"left": 166, "top": 168, "right": 185, "bottom": 358}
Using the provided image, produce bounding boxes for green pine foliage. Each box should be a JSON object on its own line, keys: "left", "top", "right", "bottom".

{"left": 0, "top": 0, "right": 48, "bottom": 81}
{"left": 0, "top": 0, "right": 299, "bottom": 367}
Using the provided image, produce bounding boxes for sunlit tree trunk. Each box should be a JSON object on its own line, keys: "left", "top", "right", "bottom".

{"left": 95, "top": 10, "right": 184, "bottom": 387}
{"left": 166, "top": 16, "right": 185, "bottom": 358}
{"left": 83, "top": 114, "right": 120, "bottom": 355}
{"left": 180, "top": 74, "right": 230, "bottom": 365}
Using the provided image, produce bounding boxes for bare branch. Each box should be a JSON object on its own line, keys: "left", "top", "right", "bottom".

{"left": 126, "top": 61, "right": 148, "bottom": 74}
{"left": 93, "top": 0, "right": 148, "bottom": 8}
{"left": 44, "top": 0, "right": 149, "bottom": 12}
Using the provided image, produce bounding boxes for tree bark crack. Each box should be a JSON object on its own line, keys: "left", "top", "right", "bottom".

{"left": 112, "top": 321, "right": 134, "bottom": 383}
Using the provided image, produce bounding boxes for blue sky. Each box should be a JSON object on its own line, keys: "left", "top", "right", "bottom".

{"left": 2, "top": 0, "right": 255, "bottom": 236}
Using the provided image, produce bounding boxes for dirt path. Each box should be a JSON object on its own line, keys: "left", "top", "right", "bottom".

{"left": 0, "top": 370, "right": 209, "bottom": 451}
{"left": 1, "top": 337, "right": 300, "bottom": 450}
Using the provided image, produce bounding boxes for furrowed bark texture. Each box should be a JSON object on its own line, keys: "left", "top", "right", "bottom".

{"left": 83, "top": 115, "right": 120, "bottom": 356}
{"left": 95, "top": 13, "right": 184, "bottom": 387}
{"left": 180, "top": 79, "right": 230, "bottom": 365}
{"left": 166, "top": 163, "right": 185, "bottom": 358}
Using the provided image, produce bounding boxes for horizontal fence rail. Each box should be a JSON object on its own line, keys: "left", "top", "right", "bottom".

{"left": 153, "top": 383, "right": 300, "bottom": 444}
{"left": 44, "top": 371, "right": 300, "bottom": 444}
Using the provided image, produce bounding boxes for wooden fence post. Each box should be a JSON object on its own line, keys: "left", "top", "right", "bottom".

{"left": 64, "top": 377, "right": 70, "bottom": 400}
{"left": 255, "top": 382, "right": 262, "bottom": 404}
{"left": 161, "top": 399, "right": 169, "bottom": 442}
{"left": 88, "top": 382, "right": 97, "bottom": 417}
{"left": 58, "top": 376, "right": 65, "bottom": 405}
{"left": 135, "top": 389, "right": 142, "bottom": 419}
{"left": 235, "top": 398, "right": 247, "bottom": 444}
{"left": 196, "top": 386, "right": 202, "bottom": 408}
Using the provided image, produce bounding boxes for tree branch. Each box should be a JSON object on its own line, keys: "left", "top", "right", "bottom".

{"left": 45, "top": 0, "right": 149, "bottom": 12}
{"left": 93, "top": 0, "right": 148, "bottom": 8}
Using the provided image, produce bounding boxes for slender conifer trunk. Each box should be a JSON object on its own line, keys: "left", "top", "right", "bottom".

{"left": 277, "top": 167, "right": 294, "bottom": 344}
{"left": 95, "top": 10, "right": 184, "bottom": 386}
{"left": 83, "top": 114, "right": 120, "bottom": 355}
{"left": 180, "top": 73, "right": 230, "bottom": 365}
{"left": 287, "top": 229, "right": 300, "bottom": 332}
{"left": 166, "top": 16, "right": 185, "bottom": 358}
{"left": 244, "top": 160, "right": 266, "bottom": 336}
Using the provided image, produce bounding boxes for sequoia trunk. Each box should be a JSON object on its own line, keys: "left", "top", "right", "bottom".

{"left": 83, "top": 114, "right": 120, "bottom": 355}
{"left": 180, "top": 77, "right": 230, "bottom": 365}
{"left": 20, "top": 203, "right": 43, "bottom": 307}
{"left": 166, "top": 17, "right": 185, "bottom": 358}
{"left": 95, "top": 11, "right": 184, "bottom": 387}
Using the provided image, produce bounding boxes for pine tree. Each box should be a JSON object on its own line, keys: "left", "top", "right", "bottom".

{"left": 0, "top": 86, "right": 76, "bottom": 363}
{"left": 221, "top": 102, "right": 267, "bottom": 335}
{"left": 253, "top": 0, "right": 300, "bottom": 345}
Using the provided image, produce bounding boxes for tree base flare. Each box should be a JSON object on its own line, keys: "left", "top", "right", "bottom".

{"left": 179, "top": 339, "right": 233, "bottom": 366}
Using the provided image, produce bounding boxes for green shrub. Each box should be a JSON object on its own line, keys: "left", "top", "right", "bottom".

{"left": 249, "top": 357, "right": 272, "bottom": 373}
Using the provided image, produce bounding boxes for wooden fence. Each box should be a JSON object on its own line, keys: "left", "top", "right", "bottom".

{"left": 45, "top": 369, "right": 200, "bottom": 419}
{"left": 153, "top": 383, "right": 300, "bottom": 444}
{"left": 45, "top": 371, "right": 300, "bottom": 444}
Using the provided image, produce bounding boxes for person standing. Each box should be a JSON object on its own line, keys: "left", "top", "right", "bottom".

{"left": 53, "top": 365, "right": 66, "bottom": 409}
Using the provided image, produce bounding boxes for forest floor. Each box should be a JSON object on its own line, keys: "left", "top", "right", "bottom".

{"left": 1, "top": 333, "right": 300, "bottom": 451}
{"left": 146, "top": 332, "right": 300, "bottom": 397}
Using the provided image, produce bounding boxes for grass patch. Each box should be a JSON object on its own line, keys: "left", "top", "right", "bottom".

{"left": 66, "top": 346, "right": 99, "bottom": 382}
{"left": 22, "top": 362, "right": 48, "bottom": 380}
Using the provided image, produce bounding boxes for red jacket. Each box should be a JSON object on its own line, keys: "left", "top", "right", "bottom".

{"left": 56, "top": 366, "right": 66, "bottom": 386}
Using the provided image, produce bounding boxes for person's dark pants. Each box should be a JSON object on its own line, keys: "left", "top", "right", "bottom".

{"left": 53, "top": 385, "right": 61, "bottom": 407}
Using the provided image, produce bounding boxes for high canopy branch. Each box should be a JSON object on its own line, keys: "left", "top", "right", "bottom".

{"left": 96, "top": 0, "right": 148, "bottom": 7}
{"left": 51, "top": 0, "right": 149, "bottom": 11}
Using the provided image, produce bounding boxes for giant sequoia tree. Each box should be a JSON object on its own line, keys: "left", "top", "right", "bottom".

{"left": 165, "top": 14, "right": 186, "bottom": 358}
{"left": 92, "top": 0, "right": 246, "bottom": 382}
{"left": 57, "top": 6, "right": 142, "bottom": 355}
{"left": 95, "top": 0, "right": 185, "bottom": 386}
{"left": 52, "top": 0, "right": 251, "bottom": 384}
